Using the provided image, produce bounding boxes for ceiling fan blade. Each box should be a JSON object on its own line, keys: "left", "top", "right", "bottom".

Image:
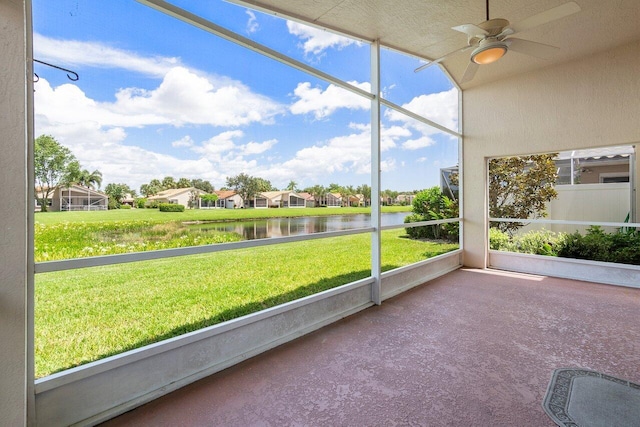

{"left": 461, "top": 62, "right": 479, "bottom": 84}
{"left": 414, "top": 46, "right": 473, "bottom": 73}
{"left": 509, "top": 1, "right": 581, "bottom": 34}
{"left": 452, "top": 23, "right": 489, "bottom": 38}
{"left": 507, "top": 38, "right": 560, "bottom": 59}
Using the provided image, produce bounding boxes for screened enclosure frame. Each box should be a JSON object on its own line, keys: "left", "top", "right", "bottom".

{"left": 29, "top": 1, "right": 464, "bottom": 424}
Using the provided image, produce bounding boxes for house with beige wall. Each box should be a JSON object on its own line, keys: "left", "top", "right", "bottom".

{"left": 211, "top": 190, "right": 243, "bottom": 209}
{"left": 254, "top": 191, "right": 306, "bottom": 208}
{"left": 147, "top": 187, "right": 205, "bottom": 209}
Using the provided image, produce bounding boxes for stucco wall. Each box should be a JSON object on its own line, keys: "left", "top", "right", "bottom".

{"left": 0, "top": 0, "right": 30, "bottom": 425}
{"left": 462, "top": 40, "right": 640, "bottom": 268}
{"left": 579, "top": 164, "right": 629, "bottom": 184}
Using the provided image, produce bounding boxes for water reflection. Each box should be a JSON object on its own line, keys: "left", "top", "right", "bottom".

{"left": 189, "top": 213, "right": 410, "bottom": 240}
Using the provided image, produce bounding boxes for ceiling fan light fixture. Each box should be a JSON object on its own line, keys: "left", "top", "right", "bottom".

{"left": 471, "top": 41, "right": 508, "bottom": 64}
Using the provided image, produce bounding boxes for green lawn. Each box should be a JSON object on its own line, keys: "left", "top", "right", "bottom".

{"left": 33, "top": 206, "right": 457, "bottom": 378}
{"left": 35, "top": 205, "right": 411, "bottom": 225}
{"left": 35, "top": 229, "right": 458, "bottom": 378}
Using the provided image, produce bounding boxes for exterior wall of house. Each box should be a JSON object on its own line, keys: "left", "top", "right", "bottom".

{"left": 578, "top": 164, "right": 629, "bottom": 184}
{"left": 218, "top": 195, "right": 242, "bottom": 208}
{"left": 0, "top": 1, "right": 30, "bottom": 425}
{"left": 463, "top": 39, "right": 640, "bottom": 268}
{"left": 172, "top": 191, "right": 192, "bottom": 207}
{"left": 150, "top": 189, "right": 201, "bottom": 208}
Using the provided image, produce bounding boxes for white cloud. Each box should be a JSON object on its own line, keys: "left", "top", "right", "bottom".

{"left": 240, "top": 139, "right": 277, "bottom": 155}
{"left": 35, "top": 68, "right": 284, "bottom": 128}
{"left": 33, "top": 114, "right": 275, "bottom": 191}
{"left": 402, "top": 136, "right": 435, "bottom": 150}
{"left": 286, "top": 21, "right": 358, "bottom": 56}
{"left": 246, "top": 10, "right": 259, "bottom": 33}
{"left": 387, "top": 87, "right": 459, "bottom": 135}
{"left": 290, "top": 81, "right": 370, "bottom": 119}
{"left": 172, "top": 136, "right": 195, "bottom": 148}
{"left": 381, "top": 158, "right": 397, "bottom": 172}
{"left": 33, "top": 33, "right": 179, "bottom": 78}
{"left": 115, "top": 67, "right": 283, "bottom": 127}
{"left": 258, "top": 122, "right": 405, "bottom": 184}
{"left": 34, "top": 118, "right": 223, "bottom": 190}
{"left": 417, "top": 157, "right": 428, "bottom": 163}
{"left": 34, "top": 69, "right": 282, "bottom": 190}
{"left": 193, "top": 131, "right": 244, "bottom": 160}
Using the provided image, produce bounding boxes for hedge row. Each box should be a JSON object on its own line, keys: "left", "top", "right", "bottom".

{"left": 158, "top": 203, "right": 185, "bottom": 212}
{"left": 490, "top": 226, "right": 640, "bottom": 265}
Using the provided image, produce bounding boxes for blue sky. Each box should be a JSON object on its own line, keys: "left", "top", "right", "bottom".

{"left": 33, "top": 0, "right": 459, "bottom": 193}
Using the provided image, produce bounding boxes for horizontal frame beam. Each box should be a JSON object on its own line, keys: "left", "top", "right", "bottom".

{"left": 490, "top": 217, "right": 640, "bottom": 229}
{"left": 35, "top": 227, "right": 374, "bottom": 273}
{"left": 382, "top": 217, "right": 460, "bottom": 231}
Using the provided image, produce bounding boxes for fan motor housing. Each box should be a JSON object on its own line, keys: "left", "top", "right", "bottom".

{"left": 479, "top": 18, "right": 510, "bottom": 35}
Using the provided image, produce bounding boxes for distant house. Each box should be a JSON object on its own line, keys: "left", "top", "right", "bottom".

{"left": 555, "top": 146, "right": 633, "bottom": 185}
{"left": 324, "top": 193, "right": 342, "bottom": 207}
{"left": 297, "top": 192, "right": 316, "bottom": 208}
{"left": 253, "top": 191, "right": 306, "bottom": 208}
{"left": 396, "top": 194, "right": 415, "bottom": 205}
{"left": 121, "top": 193, "right": 136, "bottom": 207}
{"left": 210, "top": 190, "right": 243, "bottom": 209}
{"left": 47, "top": 185, "right": 108, "bottom": 211}
{"left": 343, "top": 194, "right": 360, "bottom": 207}
{"left": 148, "top": 187, "right": 206, "bottom": 209}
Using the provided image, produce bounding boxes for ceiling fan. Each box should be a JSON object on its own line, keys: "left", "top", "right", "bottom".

{"left": 415, "top": 0, "right": 581, "bottom": 83}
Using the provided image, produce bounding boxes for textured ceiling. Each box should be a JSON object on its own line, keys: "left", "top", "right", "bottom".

{"left": 231, "top": 0, "right": 640, "bottom": 89}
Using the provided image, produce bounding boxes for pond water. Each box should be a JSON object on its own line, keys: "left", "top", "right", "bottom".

{"left": 188, "top": 212, "right": 411, "bottom": 240}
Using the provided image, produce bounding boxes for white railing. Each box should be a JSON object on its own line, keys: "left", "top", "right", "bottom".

{"left": 489, "top": 217, "right": 640, "bottom": 230}
{"left": 62, "top": 203, "right": 107, "bottom": 211}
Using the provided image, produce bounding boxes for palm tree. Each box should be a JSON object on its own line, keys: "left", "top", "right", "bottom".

{"left": 78, "top": 169, "right": 102, "bottom": 211}
{"left": 306, "top": 184, "right": 326, "bottom": 207}
{"left": 286, "top": 180, "right": 298, "bottom": 192}
{"left": 61, "top": 161, "right": 82, "bottom": 211}
{"left": 342, "top": 185, "right": 356, "bottom": 207}
{"left": 79, "top": 169, "right": 102, "bottom": 189}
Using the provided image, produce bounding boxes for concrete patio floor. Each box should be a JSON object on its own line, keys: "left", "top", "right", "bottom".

{"left": 102, "top": 268, "right": 640, "bottom": 426}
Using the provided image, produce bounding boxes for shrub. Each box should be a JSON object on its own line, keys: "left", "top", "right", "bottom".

{"left": 405, "top": 187, "right": 459, "bottom": 241}
{"left": 493, "top": 226, "right": 640, "bottom": 265}
{"left": 158, "top": 203, "right": 185, "bottom": 212}
{"left": 556, "top": 226, "right": 640, "bottom": 265}
{"left": 511, "top": 229, "right": 562, "bottom": 256}
{"left": 107, "top": 197, "right": 119, "bottom": 210}
{"left": 404, "top": 214, "right": 430, "bottom": 239}
{"left": 120, "top": 204, "right": 132, "bottom": 210}
{"left": 135, "top": 198, "right": 147, "bottom": 209}
{"left": 490, "top": 228, "right": 565, "bottom": 256}
{"left": 145, "top": 200, "right": 159, "bottom": 209}
{"left": 489, "top": 228, "right": 510, "bottom": 250}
